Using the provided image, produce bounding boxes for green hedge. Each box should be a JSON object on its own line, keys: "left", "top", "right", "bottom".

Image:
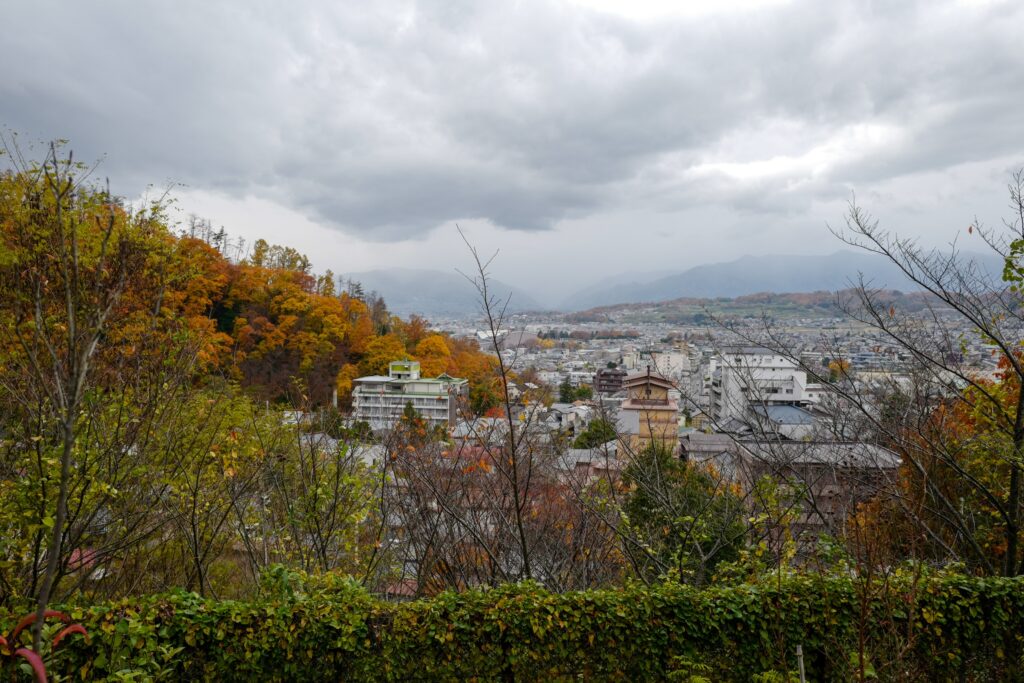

{"left": 3, "top": 573, "right": 1023, "bottom": 681}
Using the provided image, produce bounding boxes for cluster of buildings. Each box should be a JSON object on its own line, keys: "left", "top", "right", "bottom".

{"left": 326, "top": 301, "right": 1023, "bottom": 594}
{"left": 347, "top": 301, "right": 1018, "bottom": 559}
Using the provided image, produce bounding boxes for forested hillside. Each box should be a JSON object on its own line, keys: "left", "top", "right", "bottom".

{"left": 167, "top": 231, "right": 499, "bottom": 407}
{"left": 0, "top": 150, "right": 499, "bottom": 620}
{"left": 1, "top": 165, "right": 498, "bottom": 408}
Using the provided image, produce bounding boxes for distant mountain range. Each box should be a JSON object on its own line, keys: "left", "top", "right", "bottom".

{"left": 560, "top": 250, "right": 1005, "bottom": 311}
{"left": 346, "top": 251, "right": 1005, "bottom": 319}
{"left": 564, "top": 289, "right": 942, "bottom": 324}
{"left": 345, "top": 268, "right": 543, "bottom": 318}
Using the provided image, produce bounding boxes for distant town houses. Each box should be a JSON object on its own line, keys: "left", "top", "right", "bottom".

{"left": 323, "top": 294, "right": 1024, "bottom": 598}
{"left": 345, "top": 309, "right": 980, "bottom": 595}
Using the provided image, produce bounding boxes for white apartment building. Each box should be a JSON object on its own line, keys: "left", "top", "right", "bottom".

{"left": 621, "top": 346, "right": 698, "bottom": 410}
{"left": 710, "top": 346, "right": 822, "bottom": 424}
{"left": 352, "top": 360, "right": 468, "bottom": 430}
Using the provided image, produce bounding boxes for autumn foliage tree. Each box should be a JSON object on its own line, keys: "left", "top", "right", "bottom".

{"left": 838, "top": 175, "right": 1024, "bottom": 577}
{"left": 0, "top": 140, "right": 499, "bottom": 631}
{"left": 141, "top": 233, "right": 498, "bottom": 408}
{"left": 621, "top": 445, "right": 746, "bottom": 585}
{"left": 414, "top": 334, "right": 451, "bottom": 377}
{"left": 734, "top": 170, "right": 1024, "bottom": 577}
{"left": 851, "top": 352, "right": 1024, "bottom": 574}
{"left": 0, "top": 143, "right": 206, "bottom": 647}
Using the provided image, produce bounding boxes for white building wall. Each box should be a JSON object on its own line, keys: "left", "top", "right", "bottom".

{"left": 712, "top": 350, "right": 814, "bottom": 423}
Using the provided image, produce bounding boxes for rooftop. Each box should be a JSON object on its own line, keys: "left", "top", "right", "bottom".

{"left": 355, "top": 375, "right": 393, "bottom": 383}
{"left": 752, "top": 404, "right": 818, "bottom": 425}
{"left": 738, "top": 441, "right": 902, "bottom": 469}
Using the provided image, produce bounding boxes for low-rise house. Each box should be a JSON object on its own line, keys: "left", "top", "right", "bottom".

{"left": 718, "top": 404, "right": 823, "bottom": 440}
{"left": 548, "top": 402, "right": 594, "bottom": 432}
{"left": 557, "top": 443, "right": 623, "bottom": 485}
{"left": 735, "top": 440, "right": 901, "bottom": 544}
{"left": 681, "top": 432, "right": 900, "bottom": 546}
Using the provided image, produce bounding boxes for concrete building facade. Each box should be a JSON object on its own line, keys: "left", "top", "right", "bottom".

{"left": 710, "top": 346, "right": 823, "bottom": 425}
{"left": 352, "top": 360, "right": 468, "bottom": 430}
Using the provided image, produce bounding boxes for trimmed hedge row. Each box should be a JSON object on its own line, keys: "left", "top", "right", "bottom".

{"left": 3, "top": 573, "right": 1023, "bottom": 681}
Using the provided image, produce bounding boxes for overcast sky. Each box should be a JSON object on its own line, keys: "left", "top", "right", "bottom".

{"left": 3, "top": 0, "right": 1023, "bottom": 305}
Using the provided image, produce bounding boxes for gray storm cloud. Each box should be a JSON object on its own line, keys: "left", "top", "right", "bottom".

{"left": 2, "top": 0, "right": 1023, "bottom": 241}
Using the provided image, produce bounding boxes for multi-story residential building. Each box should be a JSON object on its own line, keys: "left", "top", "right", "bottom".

{"left": 352, "top": 360, "right": 468, "bottom": 430}
{"left": 709, "top": 346, "right": 822, "bottom": 425}
{"left": 593, "top": 367, "right": 627, "bottom": 394}
{"left": 647, "top": 349, "right": 693, "bottom": 385}
{"left": 622, "top": 348, "right": 690, "bottom": 381}
{"left": 617, "top": 368, "right": 679, "bottom": 456}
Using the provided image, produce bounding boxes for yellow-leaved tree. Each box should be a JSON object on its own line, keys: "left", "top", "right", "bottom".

{"left": 415, "top": 334, "right": 451, "bottom": 377}
{"left": 359, "top": 334, "right": 407, "bottom": 376}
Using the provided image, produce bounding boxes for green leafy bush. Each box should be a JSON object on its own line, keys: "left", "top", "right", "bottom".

{"left": 2, "top": 573, "right": 1021, "bottom": 681}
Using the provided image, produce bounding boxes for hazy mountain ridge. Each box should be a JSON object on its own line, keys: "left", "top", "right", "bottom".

{"left": 561, "top": 250, "right": 1005, "bottom": 311}
{"left": 346, "top": 268, "right": 544, "bottom": 318}
{"left": 350, "top": 252, "right": 1004, "bottom": 317}
{"left": 565, "top": 288, "right": 943, "bottom": 323}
